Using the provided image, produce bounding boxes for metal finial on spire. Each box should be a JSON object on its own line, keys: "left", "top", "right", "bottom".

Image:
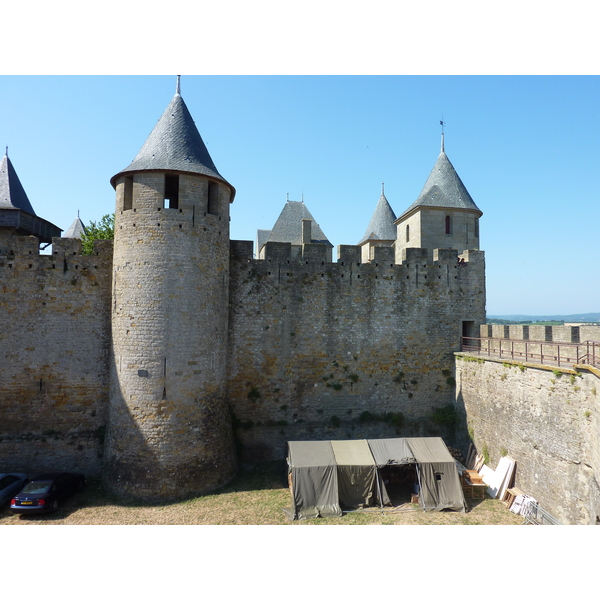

{"left": 440, "top": 117, "right": 446, "bottom": 153}
{"left": 176, "top": 75, "right": 181, "bottom": 96}
{"left": 381, "top": 182, "right": 385, "bottom": 196}
{"left": 5, "top": 146, "right": 7, "bottom": 157}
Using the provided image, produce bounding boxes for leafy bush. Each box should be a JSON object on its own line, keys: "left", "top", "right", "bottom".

{"left": 81, "top": 214, "right": 114, "bottom": 255}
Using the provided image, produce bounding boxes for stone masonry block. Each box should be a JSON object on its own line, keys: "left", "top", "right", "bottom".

{"left": 433, "top": 248, "right": 459, "bottom": 263}
{"left": 264, "top": 241, "right": 291, "bottom": 263}
{"left": 402, "top": 247, "right": 428, "bottom": 264}
{"left": 372, "top": 246, "right": 394, "bottom": 264}
{"left": 53, "top": 237, "right": 82, "bottom": 256}
{"left": 337, "top": 245, "right": 361, "bottom": 264}
{"left": 302, "top": 243, "right": 328, "bottom": 263}
{"left": 230, "top": 240, "right": 254, "bottom": 261}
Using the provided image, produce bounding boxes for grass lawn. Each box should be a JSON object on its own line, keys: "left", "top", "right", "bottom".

{"left": 0, "top": 461, "right": 524, "bottom": 525}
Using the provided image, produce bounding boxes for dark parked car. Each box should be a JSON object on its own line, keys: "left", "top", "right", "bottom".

{"left": 10, "top": 472, "right": 85, "bottom": 514}
{"left": 0, "top": 473, "right": 28, "bottom": 507}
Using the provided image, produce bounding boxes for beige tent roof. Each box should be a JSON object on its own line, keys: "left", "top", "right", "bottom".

{"left": 331, "top": 440, "right": 376, "bottom": 466}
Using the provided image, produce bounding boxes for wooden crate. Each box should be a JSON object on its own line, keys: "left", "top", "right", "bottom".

{"left": 465, "top": 469, "right": 483, "bottom": 482}
{"left": 501, "top": 487, "right": 523, "bottom": 508}
{"left": 462, "top": 481, "right": 487, "bottom": 499}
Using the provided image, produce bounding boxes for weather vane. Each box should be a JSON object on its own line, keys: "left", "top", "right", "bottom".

{"left": 440, "top": 117, "right": 446, "bottom": 134}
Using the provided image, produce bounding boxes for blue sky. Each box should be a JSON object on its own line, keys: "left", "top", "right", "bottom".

{"left": 1, "top": 75, "right": 598, "bottom": 316}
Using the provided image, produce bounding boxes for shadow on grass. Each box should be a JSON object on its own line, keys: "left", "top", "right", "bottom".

{"left": 215, "top": 460, "right": 287, "bottom": 494}
{"left": 20, "top": 461, "right": 289, "bottom": 512}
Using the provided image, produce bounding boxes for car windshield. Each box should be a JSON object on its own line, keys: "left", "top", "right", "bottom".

{"left": 20, "top": 481, "right": 52, "bottom": 494}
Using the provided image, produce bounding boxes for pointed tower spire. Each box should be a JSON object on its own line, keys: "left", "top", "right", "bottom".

{"left": 111, "top": 86, "right": 235, "bottom": 199}
{"left": 395, "top": 137, "right": 482, "bottom": 260}
{"left": 358, "top": 186, "right": 397, "bottom": 245}
{"left": 1, "top": 152, "right": 36, "bottom": 214}
{"left": 0, "top": 152, "right": 62, "bottom": 242}
{"left": 63, "top": 213, "right": 87, "bottom": 239}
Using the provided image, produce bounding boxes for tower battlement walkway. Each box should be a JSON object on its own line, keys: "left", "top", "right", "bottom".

{"left": 461, "top": 336, "right": 600, "bottom": 370}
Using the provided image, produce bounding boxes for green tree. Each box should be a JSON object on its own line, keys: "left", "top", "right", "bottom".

{"left": 81, "top": 214, "right": 114, "bottom": 255}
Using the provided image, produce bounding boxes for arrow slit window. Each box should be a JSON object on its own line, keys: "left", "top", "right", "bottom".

{"left": 445, "top": 215, "right": 452, "bottom": 235}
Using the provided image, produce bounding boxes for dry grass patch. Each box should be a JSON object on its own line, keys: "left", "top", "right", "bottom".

{"left": 0, "top": 461, "right": 523, "bottom": 525}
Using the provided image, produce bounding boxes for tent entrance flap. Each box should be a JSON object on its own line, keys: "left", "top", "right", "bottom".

{"left": 379, "top": 463, "right": 419, "bottom": 505}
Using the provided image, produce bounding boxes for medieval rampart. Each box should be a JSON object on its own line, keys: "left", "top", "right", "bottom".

{"left": 0, "top": 236, "right": 113, "bottom": 476}
{"left": 227, "top": 241, "right": 486, "bottom": 460}
{"left": 456, "top": 324, "right": 600, "bottom": 525}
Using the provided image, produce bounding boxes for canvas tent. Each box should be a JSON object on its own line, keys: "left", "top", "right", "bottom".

{"left": 285, "top": 437, "right": 466, "bottom": 519}
{"left": 330, "top": 440, "right": 386, "bottom": 509}
{"left": 282, "top": 441, "right": 343, "bottom": 520}
{"left": 403, "top": 437, "right": 467, "bottom": 512}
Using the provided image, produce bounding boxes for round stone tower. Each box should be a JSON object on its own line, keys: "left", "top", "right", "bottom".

{"left": 103, "top": 79, "right": 237, "bottom": 500}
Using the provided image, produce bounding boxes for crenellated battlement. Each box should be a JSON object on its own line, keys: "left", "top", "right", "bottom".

{"left": 231, "top": 239, "right": 485, "bottom": 289}
{"left": 0, "top": 235, "right": 113, "bottom": 260}
{"left": 233, "top": 239, "right": 484, "bottom": 265}
{"left": 479, "top": 322, "right": 600, "bottom": 344}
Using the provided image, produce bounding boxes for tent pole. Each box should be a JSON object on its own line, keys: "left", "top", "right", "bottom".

{"left": 376, "top": 469, "right": 384, "bottom": 513}
{"left": 415, "top": 464, "right": 424, "bottom": 511}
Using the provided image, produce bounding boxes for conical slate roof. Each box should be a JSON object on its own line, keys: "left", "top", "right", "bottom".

{"left": 110, "top": 89, "right": 234, "bottom": 198}
{"left": 358, "top": 189, "right": 397, "bottom": 245}
{"left": 266, "top": 201, "right": 332, "bottom": 247}
{"left": 0, "top": 150, "right": 62, "bottom": 242}
{"left": 63, "top": 215, "right": 87, "bottom": 239}
{"left": 398, "top": 147, "right": 482, "bottom": 220}
{"left": 0, "top": 151, "right": 36, "bottom": 215}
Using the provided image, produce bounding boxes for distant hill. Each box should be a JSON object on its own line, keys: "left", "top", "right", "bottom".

{"left": 487, "top": 313, "right": 600, "bottom": 324}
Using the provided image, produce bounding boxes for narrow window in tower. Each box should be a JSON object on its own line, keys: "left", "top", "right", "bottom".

{"left": 475, "top": 217, "right": 479, "bottom": 238}
{"left": 164, "top": 175, "right": 179, "bottom": 209}
{"left": 445, "top": 215, "right": 452, "bottom": 235}
{"left": 406, "top": 224, "right": 410, "bottom": 242}
{"left": 208, "top": 182, "right": 219, "bottom": 215}
{"left": 123, "top": 176, "right": 133, "bottom": 211}
{"left": 465, "top": 222, "right": 469, "bottom": 244}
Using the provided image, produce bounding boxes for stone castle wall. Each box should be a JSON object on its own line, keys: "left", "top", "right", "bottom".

{"left": 455, "top": 353, "right": 600, "bottom": 525}
{"left": 0, "top": 236, "right": 113, "bottom": 477}
{"left": 3, "top": 229, "right": 600, "bottom": 524}
{"left": 0, "top": 233, "right": 486, "bottom": 474}
{"left": 227, "top": 241, "right": 486, "bottom": 460}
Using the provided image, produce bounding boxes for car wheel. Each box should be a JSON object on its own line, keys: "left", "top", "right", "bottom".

{"left": 51, "top": 500, "right": 59, "bottom": 513}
